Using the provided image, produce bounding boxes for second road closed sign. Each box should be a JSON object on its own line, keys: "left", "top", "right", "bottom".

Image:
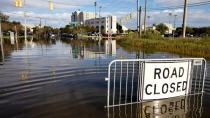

{"left": 142, "top": 61, "right": 192, "bottom": 100}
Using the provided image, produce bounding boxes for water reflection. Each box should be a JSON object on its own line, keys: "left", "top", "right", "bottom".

{"left": 62, "top": 39, "right": 117, "bottom": 59}
{"left": 0, "top": 37, "right": 4, "bottom": 64}
{"left": 108, "top": 94, "right": 204, "bottom": 118}
{"left": 20, "top": 71, "right": 29, "bottom": 81}
{"left": 105, "top": 40, "right": 116, "bottom": 55}
{"left": 26, "top": 37, "right": 35, "bottom": 48}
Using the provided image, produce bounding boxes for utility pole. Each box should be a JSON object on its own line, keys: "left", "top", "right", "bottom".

{"left": 139, "top": 6, "right": 142, "bottom": 36}
{"left": 137, "top": 0, "right": 139, "bottom": 32}
{"left": 182, "top": 0, "right": 188, "bottom": 38}
{"left": 144, "top": 0, "right": 147, "bottom": 33}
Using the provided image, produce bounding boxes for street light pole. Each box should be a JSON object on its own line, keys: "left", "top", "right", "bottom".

{"left": 144, "top": 0, "right": 147, "bottom": 33}
{"left": 169, "top": 13, "right": 172, "bottom": 24}
{"left": 173, "top": 15, "right": 177, "bottom": 38}
{"left": 147, "top": 16, "right": 151, "bottom": 27}
{"left": 139, "top": 6, "right": 142, "bottom": 36}
{"left": 99, "top": 6, "right": 102, "bottom": 35}
{"left": 174, "top": 15, "right": 177, "bottom": 29}
{"left": 94, "top": 1, "right": 97, "bottom": 34}
{"left": 137, "top": 0, "right": 139, "bottom": 32}
{"left": 39, "top": 17, "right": 42, "bottom": 28}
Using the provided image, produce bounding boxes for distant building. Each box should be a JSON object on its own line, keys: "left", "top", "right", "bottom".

{"left": 141, "top": 25, "right": 156, "bottom": 31}
{"left": 85, "top": 16, "right": 117, "bottom": 34}
{"left": 79, "top": 12, "right": 95, "bottom": 25}
{"left": 71, "top": 11, "right": 80, "bottom": 26}
{"left": 71, "top": 11, "right": 95, "bottom": 26}
{"left": 117, "top": 23, "right": 128, "bottom": 33}
{"left": 142, "top": 23, "right": 175, "bottom": 35}
{"left": 24, "top": 24, "right": 35, "bottom": 32}
{"left": 163, "top": 23, "right": 175, "bottom": 34}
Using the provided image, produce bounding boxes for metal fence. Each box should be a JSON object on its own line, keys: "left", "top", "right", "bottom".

{"left": 105, "top": 58, "right": 207, "bottom": 108}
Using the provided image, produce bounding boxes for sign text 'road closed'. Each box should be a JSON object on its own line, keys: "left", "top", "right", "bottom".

{"left": 142, "top": 61, "right": 192, "bottom": 100}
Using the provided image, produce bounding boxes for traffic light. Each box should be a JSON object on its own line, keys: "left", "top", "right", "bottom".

{"left": 49, "top": 0, "right": 53, "bottom": 11}
{"left": 120, "top": 17, "right": 123, "bottom": 25}
{"left": 14, "top": 0, "right": 23, "bottom": 7}
{"left": 126, "top": 15, "right": 129, "bottom": 23}
{"left": 130, "top": 12, "right": 133, "bottom": 19}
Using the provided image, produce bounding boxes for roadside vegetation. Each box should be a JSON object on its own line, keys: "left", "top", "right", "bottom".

{"left": 118, "top": 31, "right": 210, "bottom": 59}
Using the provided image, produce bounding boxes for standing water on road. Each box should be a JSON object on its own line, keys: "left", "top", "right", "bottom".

{"left": 0, "top": 39, "right": 210, "bottom": 118}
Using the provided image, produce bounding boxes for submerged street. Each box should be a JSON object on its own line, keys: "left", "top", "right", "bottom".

{"left": 0, "top": 39, "right": 210, "bottom": 118}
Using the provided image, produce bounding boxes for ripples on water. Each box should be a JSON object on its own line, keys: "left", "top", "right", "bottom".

{"left": 0, "top": 39, "right": 210, "bottom": 118}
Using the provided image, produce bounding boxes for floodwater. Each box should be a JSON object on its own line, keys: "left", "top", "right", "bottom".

{"left": 0, "top": 38, "right": 210, "bottom": 118}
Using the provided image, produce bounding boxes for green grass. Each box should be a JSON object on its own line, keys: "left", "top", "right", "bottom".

{"left": 118, "top": 33, "right": 210, "bottom": 59}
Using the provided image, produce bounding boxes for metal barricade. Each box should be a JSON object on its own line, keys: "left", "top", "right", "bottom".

{"left": 105, "top": 58, "right": 207, "bottom": 108}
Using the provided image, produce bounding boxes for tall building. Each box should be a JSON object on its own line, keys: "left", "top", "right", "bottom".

{"left": 85, "top": 16, "right": 117, "bottom": 34}
{"left": 71, "top": 11, "right": 80, "bottom": 26}
{"left": 79, "top": 12, "right": 95, "bottom": 25}
{"left": 71, "top": 11, "right": 95, "bottom": 26}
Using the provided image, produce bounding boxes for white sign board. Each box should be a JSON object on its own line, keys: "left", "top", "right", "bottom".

{"left": 142, "top": 61, "right": 192, "bottom": 100}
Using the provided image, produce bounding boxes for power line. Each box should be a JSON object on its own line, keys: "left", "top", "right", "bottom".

{"left": 2, "top": 11, "right": 71, "bottom": 21}
{"left": 146, "top": 1, "right": 210, "bottom": 11}
{"left": 39, "top": 0, "right": 91, "bottom": 7}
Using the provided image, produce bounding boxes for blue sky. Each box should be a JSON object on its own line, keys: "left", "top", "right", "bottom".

{"left": 0, "top": 0, "right": 210, "bottom": 29}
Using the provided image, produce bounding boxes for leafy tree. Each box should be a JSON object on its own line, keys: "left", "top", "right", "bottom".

{"left": 156, "top": 23, "right": 169, "bottom": 35}
{"left": 186, "top": 27, "right": 194, "bottom": 35}
{"left": 175, "top": 27, "right": 210, "bottom": 37}
{"left": 60, "top": 24, "right": 96, "bottom": 34}
{"left": 0, "top": 12, "right": 9, "bottom": 22}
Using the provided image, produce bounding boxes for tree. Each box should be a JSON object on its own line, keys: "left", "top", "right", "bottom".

{"left": 0, "top": 12, "right": 9, "bottom": 22}
{"left": 60, "top": 24, "right": 96, "bottom": 34}
{"left": 186, "top": 27, "right": 194, "bottom": 35}
{"left": 156, "top": 23, "right": 169, "bottom": 35}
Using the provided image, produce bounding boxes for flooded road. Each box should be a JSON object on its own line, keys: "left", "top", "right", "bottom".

{"left": 0, "top": 39, "right": 210, "bottom": 118}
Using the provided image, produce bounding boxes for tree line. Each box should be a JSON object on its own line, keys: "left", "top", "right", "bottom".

{"left": 0, "top": 12, "right": 25, "bottom": 36}
{"left": 155, "top": 23, "right": 210, "bottom": 37}
{"left": 175, "top": 27, "right": 210, "bottom": 37}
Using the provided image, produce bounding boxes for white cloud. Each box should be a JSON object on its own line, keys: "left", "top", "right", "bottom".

{"left": 3, "top": 11, "right": 71, "bottom": 28}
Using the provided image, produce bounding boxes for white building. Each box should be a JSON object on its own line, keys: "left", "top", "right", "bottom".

{"left": 24, "top": 24, "right": 35, "bottom": 32}
{"left": 121, "top": 25, "right": 128, "bottom": 32}
{"left": 141, "top": 25, "right": 156, "bottom": 31}
{"left": 71, "top": 11, "right": 95, "bottom": 26}
{"left": 79, "top": 12, "right": 95, "bottom": 25}
{"left": 142, "top": 23, "right": 175, "bottom": 34}
{"left": 163, "top": 23, "right": 175, "bottom": 34}
{"left": 85, "top": 16, "right": 117, "bottom": 34}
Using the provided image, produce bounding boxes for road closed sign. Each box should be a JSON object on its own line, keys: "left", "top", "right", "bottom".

{"left": 142, "top": 61, "right": 192, "bottom": 100}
